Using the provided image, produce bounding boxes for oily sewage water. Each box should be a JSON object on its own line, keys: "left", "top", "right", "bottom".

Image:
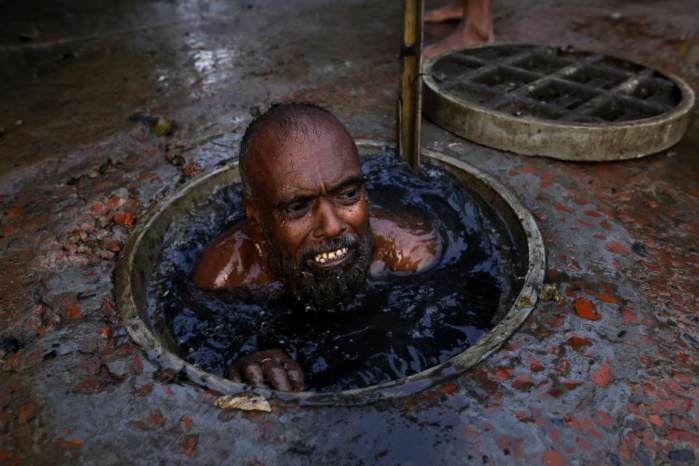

{"left": 148, "top": 152, "right": 520, "bottom": 392}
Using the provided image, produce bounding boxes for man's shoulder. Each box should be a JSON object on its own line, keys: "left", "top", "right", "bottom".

{"left": 369, "top": 207, "right": 441, "bottom": 274}
{"left": 192, "top": 221, "right": 271, "bottom": 290}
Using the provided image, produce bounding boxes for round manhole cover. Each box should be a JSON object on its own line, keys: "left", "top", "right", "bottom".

{"left": 115, "top": 141, "right": 544, "bottom": 406}
{"left": 423, "top": 44, "right": 695, "bottom": 161}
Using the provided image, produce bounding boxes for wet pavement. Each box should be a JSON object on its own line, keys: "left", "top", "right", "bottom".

{"left": 1, "top": 0, "right": 698, "bottom": 464}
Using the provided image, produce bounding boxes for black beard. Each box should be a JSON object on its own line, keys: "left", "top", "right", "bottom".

{"left": 264, "top": 226, "right": 373, "bottom": 311}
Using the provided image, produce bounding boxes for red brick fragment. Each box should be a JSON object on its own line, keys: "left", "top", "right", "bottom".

{"left": 104, "top": 240, "right": 121, "bottom": 252}
{"left": 575, "top": 437, "right": 593, "bottom": 449}
{"left": 556, "top": 358, "right": 569, "bottom": 375}
{"left": 591, "top": 362, "right": 612, "bottom": 388}
{"left": 174, "top": 434, "right": 199, "bottom": 458}
{"left": 90, "top": 202, "right": 106, "bottom": 215}
{"left": 549, "top": 428, "right": 560, "bottom": 443}
{"left": 542, "top": 449, "right": 567, "bottom": 466}
{"left": 573, "top": 299, "right": 601, "bottom": 321}
{"left": 595, "top": 410, "right": 611, "bottom": 428}
{"left": 529, "top": 356, "right": 544, "bottom": 372}
{"left": 135, "top": 383, "right": 153, "bottom": 396}
{"left": 554, "top": 202, "right": 572, "bottom": 213}
{"left": 61, "top": 438, "right": 83, "bottom": 449}
{"left": 494, "top": 366, "right": 512, "bottom": 381}
{"left": 128, "top": 420, "right": 149, "bottom": 431}
{"left": 622, "top": 308, "right": 637, "bottom": 325}
{"left": 4, "top": 204, "right": 23, "bottom": 221}
{"left": 597, "top": 293, "right": 619, "bottom": 304}
{"left": 440, "top": 382, "right": 459, "bottom": 396}
{"left": 131, "top": 354, "right": 144, "bottom": 374}
{"left": 667, "top": 429, "right": 699, "bottom": 448}
{"left": 605, "top": 241, "right": 630, "bottom": 255}
{"left": 113, "top": 212, "right": 134, "bottom": 226}
{"left": 539, "top": 173, "right": 555, "bottom": 189}
{"left": 662, "top": 377, "right": 684, "bottom": 395}
{"left": 65, "top": 303, "right": 82, "bottom": 321}
{"left": 182, "top": 163, "right": 198, "bottom": 177}
{"left": 648, "top": 414, "right": 663, "bottom": 427}
{"left": 74, "top": 378, "right": 103, "bottom": 394}
{"left": 512, "top": 374, "right": 534, "bottom": 391}
{"left": 676, "top": 352, "right": 689, "bottom": 365}
{"left": 561, "top": 380, "right": 582, "bottom": 390}
{"left": 148, "top": 409, "right": 166, "bottom": 428}
{"left": 17, "top": 403, "right": 34, "bottom": 423}
{"left": 105, "top": 195, "right": 122, "bottom": 209}
{"left": 673, "top": 371, "right": 691, "bottom": 384}
{"left": 651, "top": 399, "right": 674, "bottom": 411}
{"left": 181, "top": 415, "right": 193, "bottom": 432}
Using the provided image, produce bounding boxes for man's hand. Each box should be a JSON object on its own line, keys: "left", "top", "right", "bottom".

{"left": 227, "top": 349, "right": 305, "bottom": 392}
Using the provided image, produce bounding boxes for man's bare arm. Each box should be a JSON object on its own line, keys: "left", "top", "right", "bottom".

{"left": 192, "top": 222, "right": 272, "bottom": 290}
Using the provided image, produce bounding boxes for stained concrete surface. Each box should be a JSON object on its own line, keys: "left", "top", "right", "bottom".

{"left": 1, "top": 0, "right": 698, "bottom": 464}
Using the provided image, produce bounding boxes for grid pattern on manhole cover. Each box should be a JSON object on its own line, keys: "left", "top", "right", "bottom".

{"left": 430, "top": 44, "right": 682, "bottom": 123}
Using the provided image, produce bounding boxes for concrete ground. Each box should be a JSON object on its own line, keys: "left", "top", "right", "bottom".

{"left": 1, "top": 0, "right": 698, "bottom": 464}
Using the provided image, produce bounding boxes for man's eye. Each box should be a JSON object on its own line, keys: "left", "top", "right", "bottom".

{"left": 337, "top": 187, "right": 360, "bottom": 202}
{"left": 285, "top": 201, "right": 310, "bottom": 216}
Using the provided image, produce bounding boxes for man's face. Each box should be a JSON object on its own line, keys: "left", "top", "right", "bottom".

{"left": 245, "top": 117, "right": 372, "bottom": 308}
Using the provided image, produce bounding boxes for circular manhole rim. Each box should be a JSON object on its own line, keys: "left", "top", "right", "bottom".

{"left": 115, "top": 140, "right": 545, "bottom": 407}
{"left": 422, "top": 43, "right": 696, "bottom": 162}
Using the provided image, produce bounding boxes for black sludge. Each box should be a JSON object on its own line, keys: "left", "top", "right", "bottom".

{"left": 148, "top": 152, "right": 517, "bottom": 392}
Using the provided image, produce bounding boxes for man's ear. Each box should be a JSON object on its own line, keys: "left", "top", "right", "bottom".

{"left": 242, "top": 192, "right": 260, "bottom": 225}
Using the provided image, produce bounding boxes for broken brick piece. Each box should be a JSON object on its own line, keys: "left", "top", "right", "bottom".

{"left": 573, "top": 299, "right": 601, "bottom": 321}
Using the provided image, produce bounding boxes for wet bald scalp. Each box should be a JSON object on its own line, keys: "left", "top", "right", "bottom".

{"left": 238, "top": 103, "right": 351, "bottom": 199}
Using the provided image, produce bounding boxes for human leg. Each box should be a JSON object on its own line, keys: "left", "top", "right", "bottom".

{"left": 424, "top": 0, "right": 463, "bottom": 23}
{"left": 423, "top": 0, "right": 493, "bottom": 60}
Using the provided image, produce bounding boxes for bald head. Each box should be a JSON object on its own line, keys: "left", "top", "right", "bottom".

{"left": 235, "top": 103, "right": 371, "bottom": 309}
{"left": 238, "top": 103, "right": 358, "bottom": 200}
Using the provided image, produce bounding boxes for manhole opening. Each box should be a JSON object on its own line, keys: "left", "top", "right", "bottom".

{"left": 423, "top": 44, "right": 695, "bottom": 161}
{"left": 116, "top": 141, "right": 544, "bottom": 406}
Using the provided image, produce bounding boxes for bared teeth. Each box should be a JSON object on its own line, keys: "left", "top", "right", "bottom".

{"left": 314, "top": 247, "right": 348, "bottom": 264}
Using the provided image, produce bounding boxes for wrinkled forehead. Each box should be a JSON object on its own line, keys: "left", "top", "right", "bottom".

{"left": 246, "top": 117, "right": 362, "bottom": 203}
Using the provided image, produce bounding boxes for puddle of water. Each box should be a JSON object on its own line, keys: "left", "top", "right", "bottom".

{"left": 148, "top": 152, "right": 518, "bottom": 392}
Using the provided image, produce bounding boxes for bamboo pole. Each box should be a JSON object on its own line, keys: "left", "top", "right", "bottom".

{"left": 397, "top": 0, "right": 424, "bottom": 174}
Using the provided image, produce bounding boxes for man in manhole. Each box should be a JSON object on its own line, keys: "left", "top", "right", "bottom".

{"left": 193, "top": 103, "right": 441, "bottom": 391}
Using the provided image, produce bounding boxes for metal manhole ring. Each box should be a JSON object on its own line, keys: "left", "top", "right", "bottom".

{"left": 115, "top": 140, "right": 545, "bottom": 407}
{"left": 422, "top": 43, "right": 695, "bottom": 161}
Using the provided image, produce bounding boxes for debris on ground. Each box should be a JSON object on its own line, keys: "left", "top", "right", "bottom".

{"left": 540, "top": 284, "right": 561, "bottom": 302}
{"left": 128, "top": 113, "right": 176, "bottom": 137}
{"left": 214, "top": 393, "right": 272, "bottom": 412}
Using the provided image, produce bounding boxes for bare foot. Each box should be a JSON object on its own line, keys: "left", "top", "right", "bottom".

{"left": 423, "top": 22, "right": 494, "bottom": 61}
{"left": 424, "top": 1, "right": 464, "bottom": 23}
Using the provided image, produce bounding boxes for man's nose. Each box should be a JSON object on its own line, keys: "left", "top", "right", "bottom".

{"left": 314, "top": 198, "right": 345, "bottom": 238}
